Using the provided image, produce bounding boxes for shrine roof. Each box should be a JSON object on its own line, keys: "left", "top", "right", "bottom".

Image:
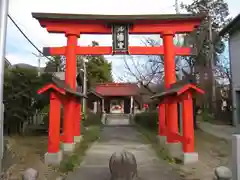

{"left": 150, "top": 80, "right": 204, "bottom": 99}
{"left": 52, "top": 77, "right": 86, "bottom": 98}
{"left": 95, "top": 83, "right": 140, "bottom": 96}
{"left": 87, "top": 88, "right": 103, "bottom": 99}
{"left": 32, "top": 12, "right": 205, "bottom": 23}
{"left": 38, "top": 76, "right": 87, "bottom": 98}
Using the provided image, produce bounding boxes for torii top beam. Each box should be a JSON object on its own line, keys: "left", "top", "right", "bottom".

{"left": 32, "top": 13, "right": 205, "bottom": 34}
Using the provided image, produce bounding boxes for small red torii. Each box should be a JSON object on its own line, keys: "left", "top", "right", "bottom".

{"left": 37, "top": 77, "right": 85, "bottom": 164}
{"left": 151, "top": 81, "right": 204, "bottom": 164}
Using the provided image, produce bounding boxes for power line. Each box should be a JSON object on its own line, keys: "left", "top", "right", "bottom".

{"left": 7, "top": 14, "right": 53, "bottom": 61}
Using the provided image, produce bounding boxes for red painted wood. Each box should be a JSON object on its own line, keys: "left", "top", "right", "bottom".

{"left": 48, "top": 92, "right": 61, "bottom": 153}
{"left": 39, "top": 19, "right": 201, "bottom": 34}
{"left": 163, "top": 33, "right": 179, "bottom": 143}
{"left": 37, "top": 83, "right": 65, "bottom": 95}
{"left": 62, "top": 98, "right": 75, "bottom": 144}
{"left": 182, "top": 92, "right": 195, "bottom": 152}
{"left": 95, "top": 83, "right": 139, "bottom": 96}
{"left": 164, "top": 128, "right": 190, "bottom": 144}
{"left": 45, "top": 46, "right": 192, "bottom": 56}
{"left": 65, "top": 35, "right": 78, "bottom": 89}
{"left": 177, "top": 84, "right": 205, "bottom": 96}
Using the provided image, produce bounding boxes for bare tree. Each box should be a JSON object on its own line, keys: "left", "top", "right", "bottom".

{"left": 121, "top": 37, "right": 186, "bottom": 93}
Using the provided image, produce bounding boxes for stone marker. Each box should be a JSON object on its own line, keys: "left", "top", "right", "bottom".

{"left": 109, "top": 149, "right": 137, "bottom": 180}
{"left": 213, "top": 166, "right": 232, "bottom": 180}
{"left": 22, "top": 168, "right": 39, "bottom": 180}
{"left": 232, "top": 134, "right": 240, "bottom": 180}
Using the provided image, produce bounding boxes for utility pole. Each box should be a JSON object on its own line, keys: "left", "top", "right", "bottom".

{"left": 208, "top": 14, "right": 217, "bottom": 112}
{"left": 174, "top": 0, "right": 183, "bottom": 134}
{"left": 32, "top": 52, "right": 42, "bottom": 77}
{"left": 82, "top": 58, "right": 87, "bottom": 115}
{"left": 198, "top": 4, "right": 216, "bottom": 112}
{"left": 175, "top": 0, "right": 182, "bottom": 79}
{"left": 0, "top": 0, "right": 9, "bottom": 173}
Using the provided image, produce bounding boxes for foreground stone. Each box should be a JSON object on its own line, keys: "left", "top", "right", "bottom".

{"left": 213, "top": 166, "right": 232, "bottom": 180}
{"left": 109, "top": 150, "right": 137, "bottom": 180}
{"left": 22, "top": 168, "right": 38, "bottom": 180}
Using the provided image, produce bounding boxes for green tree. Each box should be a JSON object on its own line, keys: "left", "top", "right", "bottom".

{"left": 45, "top": 56, "right": 65, "bottom": 73}
{"left": 181, "top": 0, "right": 231, "bottom": 114}
{"left": 181, "top": 0, "right": 230, "bottom": 69}
{"left": 77, "top": 41, "right": 113, "bottom": 88}
{"left": 86, "top": 56, "right": 113, "bottom": 86}
{"left": 3, "top": 67, "right": 52, "bottom": 134}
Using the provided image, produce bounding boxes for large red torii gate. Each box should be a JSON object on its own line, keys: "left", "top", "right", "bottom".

{"left": 32, "top": 13, "right": 204, "bottom": 165}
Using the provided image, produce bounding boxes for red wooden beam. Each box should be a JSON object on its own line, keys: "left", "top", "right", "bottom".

{"left": 43, "top": 46, "right": 194, "bottom": 56}
{"left": 165, "top": 129, "right": 190, "bottom": 144}
{"left": 39, "top": 20, "right": 201, "bottom": 34}
{"left": 37, "top": 83, "right": 65, "bottom": 95}
{"left": 177, "top": 84, "right": 205, "bottom": 96}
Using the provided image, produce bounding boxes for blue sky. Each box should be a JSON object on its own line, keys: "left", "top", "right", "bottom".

{"left": 5, "top": 0, "right": 239, "bottom": 81}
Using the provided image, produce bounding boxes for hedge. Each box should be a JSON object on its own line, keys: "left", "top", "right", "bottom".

{"left": 39, "top": 109, "right": 102, "bottom": 136}
{"left": 134, "top": 111, "right": 158, "bottom": 130}
{"left": 82, "top": 111, "right": 102, "bottom": 126}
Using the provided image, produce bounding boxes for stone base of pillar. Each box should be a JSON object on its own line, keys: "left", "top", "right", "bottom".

{"left": 166, "top": 142, "right": 182, "bottom": 159}
{"left": 62, "top": 143, "right": 75, "bottom": 152}
{"left": 74, "top": 135, "right": 82, "bottom": 143}
{"left": 157, "top": 136, "right": 167, "bottom": 147}
{"left": 181, "top": 152, "right": 198, "bottom": 164}
{"left": 44, "top": 151, "right": 63, "bottom": 165}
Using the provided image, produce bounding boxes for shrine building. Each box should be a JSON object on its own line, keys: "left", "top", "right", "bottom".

{"left": 93, "top": 83, "right": 141, "bottom": 114}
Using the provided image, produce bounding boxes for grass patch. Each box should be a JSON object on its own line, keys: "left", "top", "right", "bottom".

{"left": 58, "top": 126, "right": 101, "bottom": 174}
{"left": 135, "top": 124, "right": 175, "bottom": 164}
{"left": 199, "top": 109, "right": 214, "bottom": 122}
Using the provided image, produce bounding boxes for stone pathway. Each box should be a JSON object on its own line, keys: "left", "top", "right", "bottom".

{"left": 198, "top": 121, "right": 236, "bottom": 141}
{"left": 66, "top": 125, "right": 182, "bottom": 180}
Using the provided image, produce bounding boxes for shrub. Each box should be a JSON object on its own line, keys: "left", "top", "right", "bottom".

{"left": 83, "top": 112, "right": 102, "bottom": 126}
{"left": 134, "top": 111, "right": 158, "bottom": 130}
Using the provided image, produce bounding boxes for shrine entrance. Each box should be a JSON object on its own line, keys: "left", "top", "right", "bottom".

{"left": 33, "top": 13, "right": 205, "bottom": 165}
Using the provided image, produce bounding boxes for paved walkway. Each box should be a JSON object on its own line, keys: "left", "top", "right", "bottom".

{"left": 66, "top": 125, "right": 181, "bottom": 180}
{"left": 198, "top": 121, "right": 237, "bottom": 141}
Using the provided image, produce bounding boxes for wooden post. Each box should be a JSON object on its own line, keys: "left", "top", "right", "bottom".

{"left": 162, "top": 32, "right": 179, "bottom": 143}
{"left": 62, "top": 34, "right": 78, "bottom": 148}
{"left": 48, "top": 92, "right": 61, "bottom": 153}
{"left": 182, "top": 91, "right": 194, "bottom": 152}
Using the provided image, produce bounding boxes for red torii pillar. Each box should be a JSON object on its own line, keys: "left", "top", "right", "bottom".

{"left": 162, "top": 31, "right": 179, "bottom": 142}
{"left": 48, "top": 92, "right": 61, "bottom": 156}
{"left": 37, "top": 84, "right": 66, "bottom": 165}
{"left": 157, "top": 32, "right": 180, "bottom": 154}
{"left": 61, "top": 33, "right": 81, "bottom": 152}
